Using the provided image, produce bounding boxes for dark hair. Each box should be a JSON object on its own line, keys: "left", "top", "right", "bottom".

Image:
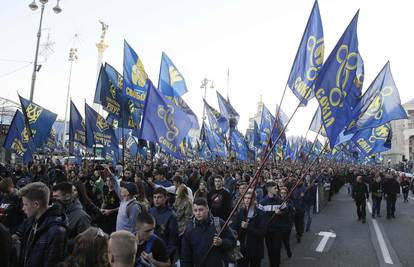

{"left": 153, "top": 187, "right": 168, "bottom": 197}
{"left": 193, "top": 197, "right": 208, "bottom": 207}
{"left": 172, "top": 175, "right": 183, "bottom": 184}
{"left": 53, "top": 182, "right": 73, "bottom": 194}
{"left": 265, "top": 181, "right": 277, "bottom": 188}
{"left": 213, "top": 175, "right": 224, "bottom": 181}
{"left": 58, "top": 227, "right": 108, "bottom": 267}
{"left": 136, "top": 211, "right": 155, "bottom": 226}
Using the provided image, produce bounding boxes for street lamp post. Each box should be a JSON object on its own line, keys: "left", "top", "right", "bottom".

{"left": 63, "top": 47, "right": 78, "bottom": 147}
{"left": 28, "top": 0, "right": 62, "bottom": 101}
{"left": 200, "top": 77, "right": 214, "bottom": 122}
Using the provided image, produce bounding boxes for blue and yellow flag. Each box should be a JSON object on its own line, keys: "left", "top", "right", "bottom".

{"left": 231, "top": 130, "right": 248, "bottom": 161}
{"left": 69, "top": 100, "right": 86, "bottom": 146}
{"left": 204, "top": 99, "right": 229, "bottom": 135}
{"left": 122, "top": 40, "right": 149, "bottom": 108}
{"left": 201, "top": 122, "right": 227, "bottom": 158}
{"left": 260, "top": 104, "right": 282, "bottom": 142}
{"left": 351, "top": 123, "right": 392, "bottom": 156}
{"left": 85, "top": 103, "right": 118, "bottom": 153}
{"left": 158, "top": 52, "right": 188, "bottom": 97}
{"left": 287, "top": 0, "right": 324, "bottom": 106}
{"left": 313, "top": 11, "right": 361, "bottom": 149}
{"left": 253, "top": 121, "right": 261, "bottom": 148}
{"left": 102, "top": 63, "right": 142, "bottom": 130}
{"left": 167, "top": 96, "right": 199, "bottom": 130}
{"left": 345, "top": 62, "right": 407, "bottom": 134}
{"left": 19, "top": 95, "right": 57, "bottom": 148}
{"left": 216, "top": 91, "right": 240, "bottom": 124}
{"left": 3, "top": 110, "right": 34, "bottom": 163}
{"left": 139, "top": 81, "right": 192, "bottom": 160}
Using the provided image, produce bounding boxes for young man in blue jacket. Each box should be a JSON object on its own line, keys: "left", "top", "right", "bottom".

{"left": 14, "top": 182, "right": 68, "bottom": 267}
{"left": 149, "top": 187, "right": 179, "bottom": 262}
{"left": 181, "top": 197, "right": 236, "bottom": 267}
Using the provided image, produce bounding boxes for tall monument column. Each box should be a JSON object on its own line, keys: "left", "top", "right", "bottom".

{"left": 93, "top": 20, "right": 109, "bottom": 114}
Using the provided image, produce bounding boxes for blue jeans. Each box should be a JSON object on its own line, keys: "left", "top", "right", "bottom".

{"left": 372, "top": 197, "right": 381, "bottom": 216}
{"left": 304, "top": 204, "right": 313, "bottom": 231}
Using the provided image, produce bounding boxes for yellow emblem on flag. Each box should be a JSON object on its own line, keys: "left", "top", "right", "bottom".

{"left": 132, "top": 58, "right": 147, "bottom": 87}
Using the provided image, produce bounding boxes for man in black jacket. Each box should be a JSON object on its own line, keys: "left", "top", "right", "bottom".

{"left": 352, "top": 176, "right": 369, "bottom": 223}
{"left": 207, "top": 176, "right": 232, "bottom": 220}
{"left": 370, "top": 175, "right": 383, "bottom": 218}
{"left": 52, "top": 182, "right": 90, "bottom": 244}
{"left": 14, "top": 182, "right": 68, "bottom": 267}
{"left": 181, "top": 197, "right": 236, "bottom": 267}
{"left": 383, "top": 175, "right": 400, "bottom": 219}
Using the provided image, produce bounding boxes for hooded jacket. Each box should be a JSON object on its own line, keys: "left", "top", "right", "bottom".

{"left": 16, "top": 204, "right": 68, "bottom": 267}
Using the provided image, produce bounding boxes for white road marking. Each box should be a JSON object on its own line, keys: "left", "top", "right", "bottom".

{"left": 315, "top": 231, "right": 336, "bottom": 252}
{"left": 367, "top": 201, "right": 394, "bottom": 265}
{"left": 408, "top": 196, "right": 414, "bottom": 201}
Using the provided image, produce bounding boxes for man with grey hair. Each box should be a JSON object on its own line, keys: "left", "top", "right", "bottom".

{"left": 108, "top": 230, "right": 137, "bottom": 267}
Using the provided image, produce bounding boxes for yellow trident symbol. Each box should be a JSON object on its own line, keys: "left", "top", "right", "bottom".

{"left": 365, "top": 86, "right": 393, "bottom": 120}
{"left": 157, "top": 104, "right": 179, "bottom": 142}
{"left": 26, "top": 104, "right": 42, "bottom": 123}
{"left": 96, "top": 116, "right": 109, "bottom": 132}
{"left": 369, "top": 124, "right": 389, "bottom": 143}
{"left": 169, "top": 65, "right": 183, "bottom": 85}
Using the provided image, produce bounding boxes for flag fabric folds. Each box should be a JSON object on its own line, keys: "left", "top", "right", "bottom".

{"left": 3, "top": 110, "right": 34, "bottom": 163}
{"left": 19, "top": 95, "right": 57, "bottom": 148}
{"left": 158, "top": 52, "right": 188, "bottom": 97}
{"left": 201, "top": 123, "right": 227, "bottom": 158}
{"left": 287, "top": 0, "right": 324, "bottom": 106}
{"left": 85, "top": 103, "right": 118, "bottom": 154}
{"left": 139, "top": 81, "right": 192, "bottom": 160}
{"left": 351, "top": 123, "right": 392, "bottom": 156}
{"left": 69, "top": 100, "right": 86, "bottom": 146}
{"left": 122, "top": 40, "right": 149, "bottom": 108}
{"left": 313, "top": 11, "right": 361, "bottom": 149}
{"left": 204, "top": 99, "right": 229, "bottom": 135}
{"left": 345, "top": 62, "right": 407, "bottom": 134}
{"left": 231, "top": 130, "right": 248, "bottom": 160}
{"left": 216, "top": 91, "right": 240, "bottom": 124}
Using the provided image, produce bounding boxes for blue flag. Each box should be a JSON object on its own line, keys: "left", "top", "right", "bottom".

{"left": 351, "top": 123, "right": 392, "bottom": 156}
{"left": 3, "top": 110, "right": 34, "bottom": 163}
{"left": 166, "top": 96, "right": 199, "bottom": 130}
{"left": 313, "top": 11, "right": 361, "bottom": 149}
{"left": 287, "top": 0, "right": 324, "bottom": 106}
{"left": 201, "top": 123, "right": 227, "bottom": 158}
{"left": 231, "top": 130, "right": 248, "bottom": 161}
{"left": 19, "top": 95, "right": 57, "bottom": 148}
{"left": 85, "top": 104, "right": 118, "bottom": 154}
{"left": 260, "top": 104, "right": 282, "bottom": 142}
{"left": 216, "top": 91, "right": 240, "bottom": 124}
{"left": 122, "top": 40, "right": 149, "bottom": 108}
{"left": 69, "top": 100, "right": 86, "bottom": 146}
{"left": 158, "top": 52, "right": 188, "bottom": 97}
{"left": 102, "top": 63, "right": 142, "bottom": 129}
{"left": 204, "top": 99, "right": 229, "bottom": 135}
{"left": 345, "top": 62, "right": 407, "bottom": 134}
{"left": 139, "top": 81, "right": 192, "bottom": 160}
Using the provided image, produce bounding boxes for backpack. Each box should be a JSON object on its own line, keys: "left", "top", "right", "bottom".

{"left": 126, "top": 199, "right": 142, "bottom": 218}
{"left": 212, "top": 217, "right": 243, "bottom": 263}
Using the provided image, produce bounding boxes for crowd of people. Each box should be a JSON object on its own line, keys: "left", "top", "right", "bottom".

{"left": 1, "top": 157, "right": 408, "bottom": 267}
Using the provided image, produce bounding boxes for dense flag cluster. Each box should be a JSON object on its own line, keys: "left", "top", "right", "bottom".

{"left": 3, "top": 0, "right": 408, "bottom": 164}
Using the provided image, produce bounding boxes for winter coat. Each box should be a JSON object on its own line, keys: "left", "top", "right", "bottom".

{"left": 181, "top": 215, "right": 236, "bottom": 267}
{"left": 16, "top": 204, "right": 68, "bottom": 267}
{"left": 383, "top": 179, "right": 400, "bottom": 199}
{"left": 231, "top": 206, "right": 266, "bottom": 259}
{"left": 63, "top": 199, "right": 91, "bottom": 240}
{"left": 149, "top": 206, "right": 179, "bottom": 256}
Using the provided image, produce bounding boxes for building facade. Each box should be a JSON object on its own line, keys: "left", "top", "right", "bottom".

{"left": 382, "top": 99, "right": 414, "bottom": 164}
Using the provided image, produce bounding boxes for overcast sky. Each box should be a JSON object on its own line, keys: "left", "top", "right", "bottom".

{"left": 1, "top": 0, "right": 413, "bottom": 140}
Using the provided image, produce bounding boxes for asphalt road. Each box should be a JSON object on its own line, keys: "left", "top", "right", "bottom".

{"left": 267, "top": 187, "right": 414, "bottom": 267}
